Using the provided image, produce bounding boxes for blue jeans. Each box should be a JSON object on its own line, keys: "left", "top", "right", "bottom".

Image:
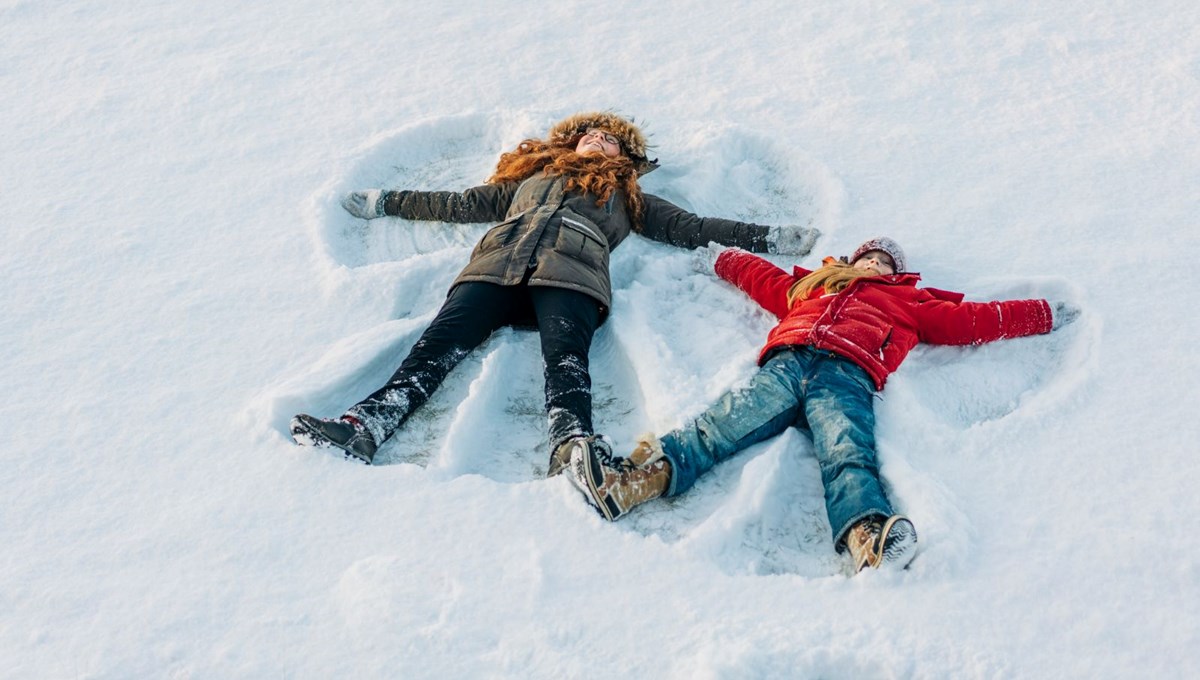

{"left": 659, "top": 347, "right": 893, "bottom": 545}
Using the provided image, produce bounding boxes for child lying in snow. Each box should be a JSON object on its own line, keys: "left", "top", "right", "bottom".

{"left": 566, "top": 237, "right": 1079, "bottom": 573}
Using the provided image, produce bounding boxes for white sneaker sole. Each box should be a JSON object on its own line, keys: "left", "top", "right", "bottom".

{"left": 567, "top": 441, "right": 621, "bottom": 521}
{"left": 877, "top": 515, "right": 918, "bottom": 570}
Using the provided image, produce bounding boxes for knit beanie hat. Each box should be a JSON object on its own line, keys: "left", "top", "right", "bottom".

{"left": 547, "top": 111, "right": 658, "bottom": 174}
{"left": 850, "top": 237, "right": 907, "bottom": 273}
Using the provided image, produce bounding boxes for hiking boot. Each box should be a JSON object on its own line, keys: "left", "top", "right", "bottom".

{"left": 567, "top": 434, "right": 671, "bottom": 521}
{"left": 843, "top": 514, "right": 918, "bottom": 572}
{"left": 626, "top": 435, "right": 663, "bottom": 467}
{"left": 289, "top": 414, "right": 377, "bottom": 465}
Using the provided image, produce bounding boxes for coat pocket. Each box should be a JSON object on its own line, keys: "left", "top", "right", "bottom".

{"left": 557, "top": 217, "right": 609, "bottom": 268}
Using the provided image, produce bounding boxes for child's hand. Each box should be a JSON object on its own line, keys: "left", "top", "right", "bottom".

{"left": 691, "top": 242, "right": 731, "bottom": 274}
{"left": 341, "top": 189, "right": 385, "bottom": 219}
{"left": 1051, "top": 301, "right": 1081, "bottom": 330}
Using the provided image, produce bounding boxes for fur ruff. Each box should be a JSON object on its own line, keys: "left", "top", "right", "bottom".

{"left": 629, "top": 432, "right": 666, "bottom": 467}
{"left": 547, "top": 111, "right": 651, "bottom": 162}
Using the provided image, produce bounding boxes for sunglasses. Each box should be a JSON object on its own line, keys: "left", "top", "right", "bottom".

{"left": 582, "top": 128, "right": 621, "bottom": 146}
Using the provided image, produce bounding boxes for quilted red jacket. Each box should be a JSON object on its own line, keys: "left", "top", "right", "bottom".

{"left": 714, "top": 249, "right": 1053, "bottom": 390}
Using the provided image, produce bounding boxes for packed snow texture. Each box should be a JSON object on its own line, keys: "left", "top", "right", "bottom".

{"left": 3, "top": 1, "right": 1197, "bottom": 678}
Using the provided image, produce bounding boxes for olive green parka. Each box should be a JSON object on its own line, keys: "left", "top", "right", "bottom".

{"left": 382, "top": 174, "right": 773, "bottom": 320}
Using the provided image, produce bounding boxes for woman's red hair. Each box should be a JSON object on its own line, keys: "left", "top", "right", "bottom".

{"left": 486, "top": 136, "right": 645, "bottom": 229}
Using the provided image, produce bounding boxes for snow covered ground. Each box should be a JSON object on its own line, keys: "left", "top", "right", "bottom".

{"left": 3, "top": 1, "right": 1198, "bottom": 677}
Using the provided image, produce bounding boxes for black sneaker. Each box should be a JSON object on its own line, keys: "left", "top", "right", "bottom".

{"left": 289, "top": 414, "right": 377, "bottom": 465}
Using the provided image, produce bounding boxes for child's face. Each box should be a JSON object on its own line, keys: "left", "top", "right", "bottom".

{"left": 852, "top": 250, "right": 896, "bottom": 275}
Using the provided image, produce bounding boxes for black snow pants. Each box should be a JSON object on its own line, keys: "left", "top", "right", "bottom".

{"left": 346, "top": 281, "right": 602, "bottom": 453}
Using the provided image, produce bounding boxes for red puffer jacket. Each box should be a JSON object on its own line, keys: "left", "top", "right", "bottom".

{"left": 714, "top": 249, "right": 1053, "bottom": 390}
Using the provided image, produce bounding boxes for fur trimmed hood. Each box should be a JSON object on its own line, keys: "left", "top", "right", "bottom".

{"left": 548, "top": 111, "right": 659, "bottom": 174}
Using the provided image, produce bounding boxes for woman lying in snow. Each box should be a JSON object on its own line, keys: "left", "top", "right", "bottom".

{"left": 566, "top": 237, "right": 1079, "bottom": 573}
{"left": 290, "top": 111, "right": 820, "bottom": 473}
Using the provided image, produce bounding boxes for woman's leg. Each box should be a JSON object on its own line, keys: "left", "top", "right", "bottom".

{"left": 528, "top": 286, "right": 602, "bottom": 458}
{"left": 346, "top": 282, "right": 519, "bottom": 445}
{"left": 659, "top": 350, "right": 808, "bottom": 496}
{"left": 800, "top": 353, "right": 894, "bottom": 545}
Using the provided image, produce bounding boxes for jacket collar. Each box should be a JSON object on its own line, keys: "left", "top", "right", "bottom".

{"left": 790, "top": 266, "right": 922, "bottom": 287}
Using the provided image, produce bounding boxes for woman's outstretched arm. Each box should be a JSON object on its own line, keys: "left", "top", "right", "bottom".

{"left": 341, "top": 183, "right": 519, "bottom": 223}
{"left": 640, "top": 193, "right": 820, "bottom": 255}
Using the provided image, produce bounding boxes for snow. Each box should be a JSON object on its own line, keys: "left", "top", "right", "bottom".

{"left": 3, "top": 1, "right": 1198, "bottom": 677}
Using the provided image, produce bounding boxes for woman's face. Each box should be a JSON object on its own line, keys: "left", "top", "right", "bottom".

{"left": 852, "top": 250, "right": 896, "bottom": 275}
{"left": 575, "top": 128, "right": 622, "bottom": 158}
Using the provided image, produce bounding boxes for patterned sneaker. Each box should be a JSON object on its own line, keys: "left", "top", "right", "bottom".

{"left": 289, "top": 414, "right": 377, "bottom": 465}
{"left": 844, "top": 515, "right": 918, "bottom": 572}
{"left": 567, "top": 434, "right": 671, "bottom": 521}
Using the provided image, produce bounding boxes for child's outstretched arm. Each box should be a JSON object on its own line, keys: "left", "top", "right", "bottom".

{"left": 708, "top": 246, "right": 800, "bottom": 319}
{"left": 913, "top": 293, "right": 1054, "bottom": 345}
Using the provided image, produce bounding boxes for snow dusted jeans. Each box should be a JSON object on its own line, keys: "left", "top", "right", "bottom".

{"left": 346, "top": 281, "right": 601, "bottom": 451}
{"left": 658, "top": 346, "right": 894, "bottom": 545}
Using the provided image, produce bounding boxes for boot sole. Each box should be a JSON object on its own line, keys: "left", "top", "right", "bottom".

{"left": 574, "top": 443, "right": 622, "bottom": 521}
{"left": 877, "top": 515, "right": 918, "bottom": 570}
{"left": 290, "top": 415, "right": 327, "bottom": 447}
{"left": 289, "top": 416, "right": 372, "bottom": 465}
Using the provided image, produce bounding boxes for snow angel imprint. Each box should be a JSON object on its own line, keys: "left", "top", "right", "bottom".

{"left": 565, "top": 237, "right": 1081, "bottom": 574}
{"left": 290, "top": 111, "right": 822, "bottom": 475}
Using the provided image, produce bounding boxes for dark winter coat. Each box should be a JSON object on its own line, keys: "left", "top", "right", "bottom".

{"left": 382, "top": 175, "right": 773, "bottom": 319}
{"left": 714, "top": 249, "right": 1054, "bottom": 390}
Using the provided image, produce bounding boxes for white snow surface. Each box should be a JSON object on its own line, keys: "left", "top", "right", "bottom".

{"left": 3, "top": 1, "right": 1198, "bottom": 677}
